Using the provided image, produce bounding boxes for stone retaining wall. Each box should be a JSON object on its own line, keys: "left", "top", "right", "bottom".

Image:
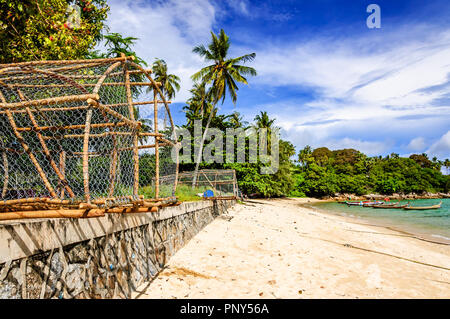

{"left": 0, "top": 199, "right": 235, "bottom": 299}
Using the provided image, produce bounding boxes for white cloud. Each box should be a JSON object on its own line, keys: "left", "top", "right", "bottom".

{"left": 407, "top": 137, "right": 427, "bottom": 152}
{"left": 105, "top": 0, "right": 216, "bottom": 102}
{"left": 243, "top": 25, "right": 450, "bottom": 156}
{"left": 427, "top": 131, "right": 450, "bottom": 159}
{"left": 226, "top": 0, "right": 250, "bottom": 16}
{"left": 104, "top": 2, "right": 450, "bottom": 158}
{"left": 252, "top": 27, "right": 450, "bottom": 110}
{"left": 326, "top": 138, "right": 388, "bottom": 156}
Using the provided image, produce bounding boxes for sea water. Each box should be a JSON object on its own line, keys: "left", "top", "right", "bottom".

{"left": 312, "top": 199, "right": 450, "bottom": 244}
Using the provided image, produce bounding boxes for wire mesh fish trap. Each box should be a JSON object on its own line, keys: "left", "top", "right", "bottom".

{"left": 0, "top": 56, "right": 178, "bottom": 219}
{"left": 169, "top": 169, "right": 238, "bottom": 200}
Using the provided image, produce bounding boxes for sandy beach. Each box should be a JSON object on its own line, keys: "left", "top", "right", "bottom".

{"left": 133, "top": 198, "right": 450, "bottom": 299}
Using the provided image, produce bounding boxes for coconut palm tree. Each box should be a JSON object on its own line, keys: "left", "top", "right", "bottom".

{"left": 190, "top": 29, "right": 257, "bottom": 187}
{"left": 229, "top": 111, "right": 248, "bottom": 129}
{"left": 151, "top": 59, "right": 180, "bottom": 129}
{"left": 182, "top": 82, "right": 214, "bottom": 126}
{"left": 188, "top": 82, "right": 212, "bottom": 116}
{"left": 444, "top": 158, "right": 450, "bottom": 175}
{"left": 254, "top": 111, "right": 275, "bottom": 130}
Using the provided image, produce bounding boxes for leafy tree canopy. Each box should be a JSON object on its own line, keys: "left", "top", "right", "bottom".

{"left": 0, "top": 0, "right": 109, "bottom": 62}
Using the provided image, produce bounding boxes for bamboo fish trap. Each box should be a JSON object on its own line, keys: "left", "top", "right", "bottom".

{"left": 0, "top": 56, "right": 179, "bottom": 220}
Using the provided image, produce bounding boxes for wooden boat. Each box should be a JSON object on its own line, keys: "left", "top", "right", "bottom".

{"left": 371, "top": 202, "right": 401, "bottom": 208}
{"left": 403, "top": 201, "right": 442, "bottom": 210}
{"left": 346, "top": 201, "right": 367, "bottom": 206}
{"left": 387, "top": 204, "right": 408, "bottom": 209}
{"left": 362, "top": 201, "right": 384, "bottom": 207}
{"left": 346, "top": 200, "right": 371, "bottom": 204}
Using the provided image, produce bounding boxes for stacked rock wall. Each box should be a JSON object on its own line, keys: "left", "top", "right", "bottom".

{"left": 0, "top": 200, "right": 234, "bottom": 298}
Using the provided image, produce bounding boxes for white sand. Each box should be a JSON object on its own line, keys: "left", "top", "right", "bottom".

{"left": 133, "top": 198, "right": 450, "bottom": 299}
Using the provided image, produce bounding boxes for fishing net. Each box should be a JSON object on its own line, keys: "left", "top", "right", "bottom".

{"left": 0, "top": 57, "right": 178, "bottom": 214}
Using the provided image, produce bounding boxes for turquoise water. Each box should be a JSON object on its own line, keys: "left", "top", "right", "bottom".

{"left": 312, "top": 199, "right": 450, "bottom": 244}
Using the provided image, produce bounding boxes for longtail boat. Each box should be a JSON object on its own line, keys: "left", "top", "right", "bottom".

{"left": 386, "top": 204, "right": 408, "bottom": 209}
{"left": 371, "top": 202, "right": 401, "bottom": 208}
{"left": 362, "top": 201, "right": 384, "bottom": 207}
{"left": 346, "top": 201, "right": 368, "bottom": 206}
{"left": 403, "top": 201, "right": 442, "bottom": 210}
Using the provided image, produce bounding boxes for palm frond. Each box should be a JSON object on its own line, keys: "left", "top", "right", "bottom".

{"left": 232, "top": 64, "right": 257, "bottom": 76}
{"left": 230, "top": 53, "right": 256, "bottom": 64}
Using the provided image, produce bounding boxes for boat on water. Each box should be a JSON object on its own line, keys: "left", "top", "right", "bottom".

{"left": 403, "top": 201, "right": 442, "bottom": 210}
{"left": 373, "top": 203, "right": 408, "bottom": 209}
{"left": 362, "top": 201, "right": 384, "bottom": 207}
{"left": 371, "top": 202, "right": 402, "bottom": 208}
{"left": 346, "top": 201, "right": 371, "bottom": 206}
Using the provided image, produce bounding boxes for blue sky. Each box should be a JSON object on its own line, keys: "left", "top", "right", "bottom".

{"left": 105, "top": 0, "right": 450, "bottom": 159}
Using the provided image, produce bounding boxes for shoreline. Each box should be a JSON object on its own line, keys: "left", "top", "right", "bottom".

{"left": 301, "top": 200, "right": 450, "bottom": 246}
{"left": 133, "top": 198, "right": 450, "bottom": 299}
{"left": 325, "top": 193, "right": 450, "bottom": 201}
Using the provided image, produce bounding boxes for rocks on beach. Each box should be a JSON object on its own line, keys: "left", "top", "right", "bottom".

{"left": 330, "top": 192, "right": 450, "bottom": 201}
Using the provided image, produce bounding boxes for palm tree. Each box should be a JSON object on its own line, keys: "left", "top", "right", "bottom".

{"left": 228, "top": 111, "right": 248, "bottom": 129}
{"left": 444, "top": 159, "right": 450, "bottom": 175}
{"left": 190, "top": 29, "right": 257, "bottom": 187}
{"left": 93, "top": 33, "right": 147, "bottom": 66}
{"left": 188, "top": 82, "right": 212, "bottom": 117}
{"left": 254, "top": 111, "right": 275, "bottom": 130}
{"left": 151, "top": 59, "right": 180, "bottom": 129}
{"left": 253, "top": 111, "right": 276, "bottom": 160}
{"left": 182, "top": 82, "right": 214, "bottom": 126}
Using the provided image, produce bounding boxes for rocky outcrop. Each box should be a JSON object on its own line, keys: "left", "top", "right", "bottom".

{"left": 330, "top": 192, "right": 450, "bottom": 201}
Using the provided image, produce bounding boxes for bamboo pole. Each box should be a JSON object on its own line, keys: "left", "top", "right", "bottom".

{"left": 203, "top": 196, "right": 237, "bottom": 201}
{"left": 108, "top": 136, "right": 119, "bottom": 197}
{"left": 157, "top": 137, "right": 175, "bottom": 146}
{"left": 42, "top": 61, "right": 106, "bottom": 73}
{"left": 82, "top": 106, "right": 93, "bottom": 203}
{"left": 128, "top": 62, "right": 179, "bottom": 194}
{"left": 0, "top": 69, "right": 153, "bottom": 81}
{"left": 0, "top": 209, "right": 105, "bottom": 221}
{"left": 0, "top": 197, "right": 71, "bottom": 206}
{"left": 0, "top": 100, "right": 171, "bottom": 115}
{"left": 59, "top": 151, "right": 66, "bottom": 199}
{"left": 138, "top": 132, "right": 165, "bottom": 137}
{"left": 12, "top": 86, "right": 75, "bottom": 198}
{"left": 0, "top": 92, "right": 57, "bottom": 198}
{"left": 42, "top": 131, "right": 163, "bottom": 140}
{"left": 0, "top": 62, "right": 104, "bottom": 78}
{"left": 154, "top": 90, "right": 159, "bottom": 199}
{"left": 117, "top": 143, "right": 168, "bottom": 152}
{"left": 82, "top": 61, "right": 124, "bottom": 203}
{"left": 180, "top": 180, "right": 238, "bottom": 185}
{"left": 16, "top": 121, "right": 129, "bottom": 132}
{"left": 0, "top": 93, "right": 99, "bottom": 110}
{"left": 4, "top": 82, "right": 161, "bottom": 88}
{"left": 123, "top": 59, "right": 140, "bottom": 198}
{"left": 104, "top": 206, "right": 158, "bottom": 214}
{"left": 0, "top": 205, "right": 164, "bottom": 220}
{"left": 107, "top": 100, "right": 171, "bottom": 106}
{"left": 87, "top": 98, "right": 141, "bottom": 129}
{"left": 22, "top": 67, "right": 89, "bottom": 93}
{"left": 0, "top": 196, "right": 181, "bottom": 219}
{"left": 1, "top": 151, "right": 8, "bottom": 198}
{"left": 24, "top": 105, "right": 75, "bottom": 198}
{"left": 90, "top": 195, "right": 144, "bottom": 205}
{"left": 42, "top": 131, "right": 135, "bottom": 140}
{"left": 0, "top": 55, "right": 134, "bottom": 68}
{"left": 0, "top": 143, "right": 166, "bottom": 155}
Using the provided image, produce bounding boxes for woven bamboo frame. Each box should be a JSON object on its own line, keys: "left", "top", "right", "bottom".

{"left": 0, "top": 57, "right": 179, "bottom": 220}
